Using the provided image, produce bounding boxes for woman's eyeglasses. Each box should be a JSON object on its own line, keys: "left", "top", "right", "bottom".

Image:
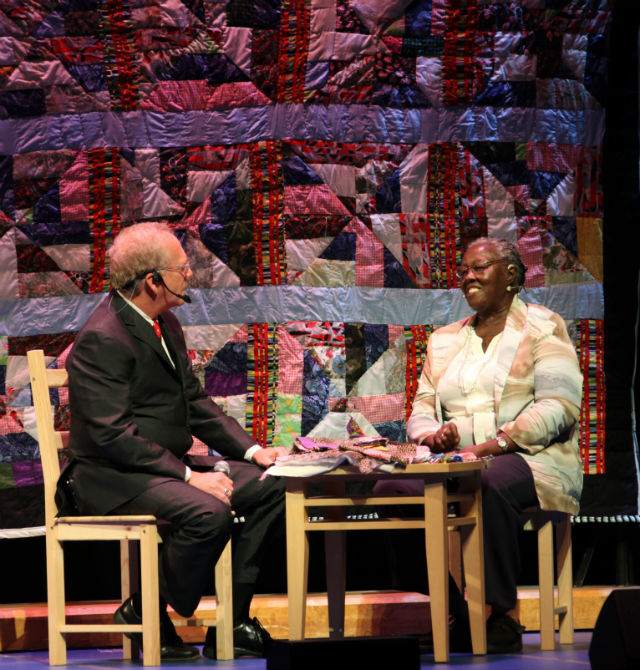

{"left": 455, "top": 258, "right": 507, "bottom": 280}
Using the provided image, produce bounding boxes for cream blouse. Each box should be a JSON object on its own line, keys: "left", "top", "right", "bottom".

{"left": 439, "top": 327, "right": 503, "bottom": 447}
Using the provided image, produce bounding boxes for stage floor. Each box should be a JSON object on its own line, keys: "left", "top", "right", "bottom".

{"left": 0, "top": 631, "right": 593, "bottom": 669}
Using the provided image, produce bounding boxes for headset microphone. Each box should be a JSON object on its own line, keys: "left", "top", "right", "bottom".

{"left": 151, "top": 271, "right": 192, "bottom": 304}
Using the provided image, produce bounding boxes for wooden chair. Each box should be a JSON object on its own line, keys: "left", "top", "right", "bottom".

{"left": 28, "top": 348, "right": 235, "bottom": 665}
{"left": 449, "top": 505, "right": 574, "bottom": 651}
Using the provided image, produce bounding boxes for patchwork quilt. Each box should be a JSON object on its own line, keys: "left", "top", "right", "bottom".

{"left": 0, "top": 0, "right": 623, "bottom": 535}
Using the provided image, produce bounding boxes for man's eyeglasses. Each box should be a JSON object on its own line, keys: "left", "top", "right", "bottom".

{"left": 456, "top": 258, "right": 507, "bottom": 280}
{"left": 162, "top": 263, "right": 191, "bottom": 276}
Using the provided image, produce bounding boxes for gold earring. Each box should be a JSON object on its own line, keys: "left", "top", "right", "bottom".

{"left": 507, "top": 265, "right": 517, "bottom": 292}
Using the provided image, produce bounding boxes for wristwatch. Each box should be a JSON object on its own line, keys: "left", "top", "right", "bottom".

{"left": 496, "top": 436, "right": 509, "bottom": 453}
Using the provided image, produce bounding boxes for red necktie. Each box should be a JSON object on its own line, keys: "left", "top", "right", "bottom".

{"left": 153, "top": 320, "right": 162, "bottom": 339}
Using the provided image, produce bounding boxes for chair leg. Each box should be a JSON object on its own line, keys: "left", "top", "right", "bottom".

{"left": 556, "top": 515, "right": 574, "bottom": 644}
{"left": 139, "top": 525, "right": 161, "bottom": 667}
{"left": 215, "top": 539, "right": 234, "bottom": 660}
{"left": 537, "top": 520, "right": 555, "bottom": 650}
{"left": 286, "top": 483, "right": 309, "bottom": 640}
{"left": 46, "top": 531, "right": 68, "bottom": 665}
{"left": 120, "top": 539, "right": 138, "bottom": 660}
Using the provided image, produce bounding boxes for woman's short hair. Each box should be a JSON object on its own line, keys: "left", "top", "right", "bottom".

{"left": 109, "top": 222, "right": 177, "bottom": 292}
{"left": 467, "top": 236, "right": 527, "bottom": 290}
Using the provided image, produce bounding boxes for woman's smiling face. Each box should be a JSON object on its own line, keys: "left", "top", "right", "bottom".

{"left": 459, "top": 241, "right": 515, "bottom": 316}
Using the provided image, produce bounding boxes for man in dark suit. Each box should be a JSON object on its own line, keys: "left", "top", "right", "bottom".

{"left": 58, "top": 222, "right": 287, "bottom": 661}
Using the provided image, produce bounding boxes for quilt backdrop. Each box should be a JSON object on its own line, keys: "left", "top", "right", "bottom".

{"left": 0, "top": 0, "right": 631, "bottom": 537}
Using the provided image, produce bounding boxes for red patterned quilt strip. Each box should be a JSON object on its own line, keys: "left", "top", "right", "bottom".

{"left": 250, "top": 142, "right": 287, "bottom": 285}
{"left": 277, "top": 0, "right": 310, "bottom": 102}
{"left": 89, "top": 148, "right": 121, "bottom": 293}
{"left": 404, "top": 325, "right": 434, "bottom": 421}
{"left": 577, "top": 318, "right": 605, "bottom": 474}
{"left": 247, "top": 323, "right": 279, "bottom": 447}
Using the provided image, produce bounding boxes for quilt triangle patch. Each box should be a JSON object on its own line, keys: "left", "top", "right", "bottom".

{"left": 16, "top": 243, "right": 61, "bottom": 273}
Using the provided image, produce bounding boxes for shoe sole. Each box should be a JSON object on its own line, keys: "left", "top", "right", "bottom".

{"left": 234, "top": 647, "right": 266, "bottom": 657}
{"left": 161, "top": 649, "right": 201, "bottom": 662}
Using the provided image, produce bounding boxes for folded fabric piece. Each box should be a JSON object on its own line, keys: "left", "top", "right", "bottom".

{"left": 263, "top": 449, "right": 366, "bottom": 478}
{"left": 265, "top": 435, "right": 419, "bottom": 477}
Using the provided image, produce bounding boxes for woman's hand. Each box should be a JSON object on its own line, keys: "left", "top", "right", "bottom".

{"left": 457, "top": 444, "right": 484, "bottom": 457}
{"left": 458, "top": 433, "right": 516, "bottom": 458}
{"left": 425, "top": 422, "right": 460, "bottom": 453}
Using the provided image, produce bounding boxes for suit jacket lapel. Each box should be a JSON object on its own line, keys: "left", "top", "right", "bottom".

{"left": 431, "top": 317, "right": 472, "bottom": 389}
{"left": 428, "top": 317, "right": 471, "bottom": 423}
{"left": 157, "top": 316, "right": 185, "bottom": 382}
{"left": 112, "top": 293, "right": 180, "bottom": 377}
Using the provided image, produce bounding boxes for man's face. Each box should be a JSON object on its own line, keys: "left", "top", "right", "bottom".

{"left": 158, "top": 236, "right": 192, "bottom": 310}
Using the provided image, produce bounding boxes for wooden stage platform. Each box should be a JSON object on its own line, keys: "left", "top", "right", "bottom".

{"left": 0, "top": 586, "right": 611, "bottom": 652}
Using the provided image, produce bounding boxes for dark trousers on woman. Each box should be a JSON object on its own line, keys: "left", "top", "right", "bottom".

{"left": 481, "top": 453, "right": 538, "bottom": 613}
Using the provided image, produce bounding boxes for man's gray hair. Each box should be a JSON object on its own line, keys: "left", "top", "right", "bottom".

{"left": 109, "top": 222, "right": 177, "bottom": 292}
{"left": 467, "top": 236, "right": 527, "bottom": 290}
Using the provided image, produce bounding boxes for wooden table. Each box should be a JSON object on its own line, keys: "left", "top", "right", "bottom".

{"left": 285, "top": 461, "right": 487, "bottom": 663}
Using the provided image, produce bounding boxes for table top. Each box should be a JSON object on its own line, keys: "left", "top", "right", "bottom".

{"left": 281, "top": 459, "right": 487, "bottom": 483}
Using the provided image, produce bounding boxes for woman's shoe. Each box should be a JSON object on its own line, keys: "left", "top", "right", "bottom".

{"left": 418, "top": 612, "right": 472, "bottom": 654}
{"left": 486, "top": 612, "right": 525, "bottom": 653}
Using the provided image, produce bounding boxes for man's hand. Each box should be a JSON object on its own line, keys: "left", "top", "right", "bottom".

{"left": 252, "top": 446, "right": 288, "bottom": 469}
{"left": 188, "top": 470, "right": 233, "bottom": 506}
{"left": 425, "top": 422, "right": 460, "bottom": 453}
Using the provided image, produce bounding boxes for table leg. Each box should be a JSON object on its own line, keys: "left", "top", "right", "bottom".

{"left": 424, "top": 478, "right": 450, "bottom": 663}
{"left": 461, "top": 471, "right": 486, "bottom": 655}
{"left": 325, "top": 530, "right": 346, "bottom": 638}
{"left": 286, "top": 484, "right": 309, "bottom": 640}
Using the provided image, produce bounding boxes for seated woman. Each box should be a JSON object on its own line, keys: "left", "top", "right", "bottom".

{"left": 407, "top": 237, "right": 583, "bottom": 653}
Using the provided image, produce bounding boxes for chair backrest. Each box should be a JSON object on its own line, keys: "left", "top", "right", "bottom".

{"left": 27, "top": 349, "right": 70, "bottom": 528}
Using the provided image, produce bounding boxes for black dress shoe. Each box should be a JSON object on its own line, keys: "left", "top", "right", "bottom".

{"left": 114, "top": 595, "right": 143, "bottom": 646}
{"left": 486, "top": 612, "right": 525, "bottom": 653}
{"left": 203, "top": 616, "right": 274, "bottom": 658}
{"left": 114, "top": 595, "right": 200, "bottom": 662}
{"left": 159, "top": 609, "right": 201, "bottom": 661}
{"left": 157, "top": 639, "right": 201, "bottom": 662}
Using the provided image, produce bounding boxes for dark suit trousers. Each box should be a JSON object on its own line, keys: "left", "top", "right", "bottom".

{"left": 112, "top": 460, "right": 285, "bottom": 618}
